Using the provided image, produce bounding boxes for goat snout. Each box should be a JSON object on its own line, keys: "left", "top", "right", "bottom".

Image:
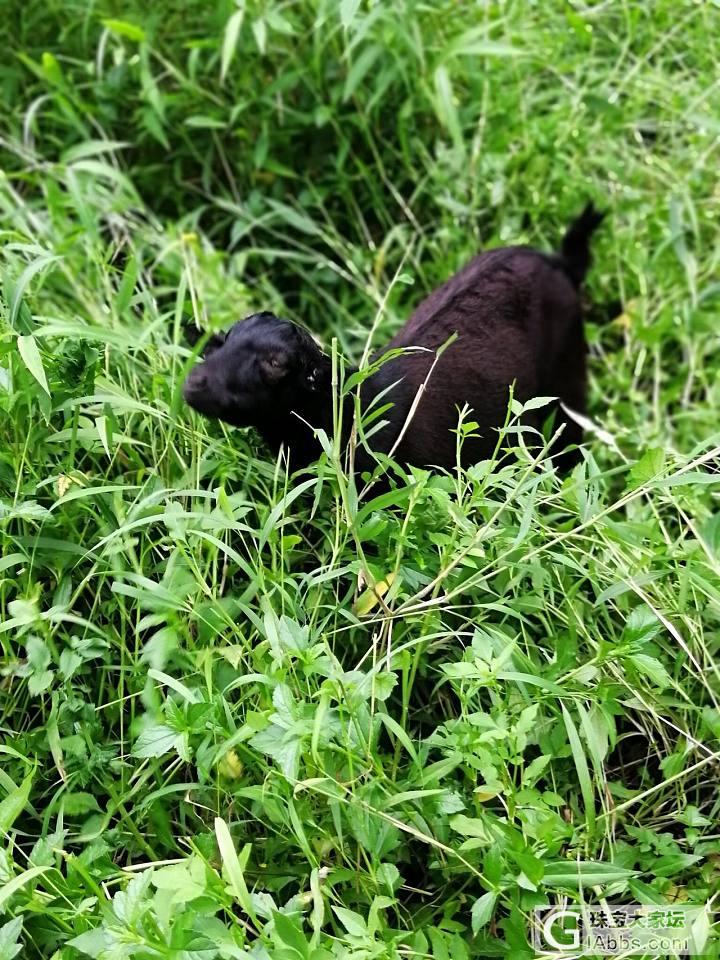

{"left": 183, "top": 367, "right": 209, "bottom": 403}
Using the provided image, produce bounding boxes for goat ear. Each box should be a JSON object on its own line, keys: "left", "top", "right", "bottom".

{"left": 202, "top": 332, "right": 227, "bottom": 357}
{"left": 184, "top": 323, "right": 226, "bottom": 356}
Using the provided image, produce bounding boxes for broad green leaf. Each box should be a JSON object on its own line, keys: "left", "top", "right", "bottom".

{"left": 41, "top": 52, "right": 64, "bottom": 85}
{"left": 630, "top": 653, "right": 672, "bottom": 690}
{"left": 67, "top": 928, "right": 107, "bottom": 956}
{"left": 353, "top": 571, "right": 396, "bottom": 616}
{"left": 442, "top": 27, "right": 525, "bottom": 61}
{"left": 623, "top": 605, "right": 662, "bottom": 645}
{"left": 8, "top": 255, "right": 61, "bottom": 331}
{"left": 184, "top": 115, "right": 227, "bottom": 129}
{"left": 433, "top": 66, "right": 462, "bottom": 149}
{"left": 115, "top": 255, "right": 138, "bottom": 315}
{"left": 340, "top": 0, "right": 362, "bottom": 28}
{"left": 252, "top": 18, "right": 266, "bottom": 53}
{"left": 542, "top": 861, "right": 636, "bottom": 887}
{"left": 102, "top": 18, "right": 146, "bottom": 42}
{"left": 152, "top": 856, "right": 207, "bottom": 903}
{"left": 265, "top": 200, "right": 322, "bottom": 238}
{"left": 148, "top": 669, "right": 201, "bottom": 704}
{"left": 221, "top": 8, "right": 245, "bottom": 82}
{"left": 16, "top": 335, "right": 50, "bottom": 394}
{"left": 0, "top": 866, "right": 50, "bottom": 911}
{"left": 63, "top": 792, "right": 101, "bottom": 815}
{"left": 626, "top": 447, "right": 666, "bottom": 490}
{"left": 214, "top": 819, "right": 259, "bottom": 925}
{"left": 343, "top": 44, "right": 383, "bottom": 102}
{"left": 0, "top": 774, "right": 33, "bottom": 835}
{"left": 133, "top": 724, "right": 180, "bottom": 758}
{"left": 61, "top": 139, "right": 129, "bottom": 162}
{"left": 0, "top": 917, "right": 23, "bottom": 960}
{"left": 272, "top": 911, "right": 310, "bottom": 956}
{"left": 449, "top": 814, "right": 493, "bottom": 842}
{"left": 521, "top": 395, "right": 557, "bottom": 412}
{"left": 471, "top": 891, "right": 496, "bottom": 934}
{"left": 561, "top": 704, "right": 595, "bottom": 836}
{"left": 111, "top": 872, "right": 152, "bottom": 925}
{"left": 523, "top": 754, "right": 551, "bottom": 786}
{"left": 95, "top": 416, "right": 113, "bottom": 459}
{"left": 332, "top": 905, "right": 367, "bottom": 937}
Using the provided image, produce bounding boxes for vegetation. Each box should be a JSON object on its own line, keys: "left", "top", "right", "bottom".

{"left": 1, "top": 1, "right": 719, "bottom": 956}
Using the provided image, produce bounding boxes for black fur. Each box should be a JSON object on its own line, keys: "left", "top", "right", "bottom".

{"left": 183, "top": 206, "right": 604, "bottom": 474}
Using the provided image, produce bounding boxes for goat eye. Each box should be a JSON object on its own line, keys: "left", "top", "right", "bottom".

{"left": 260, "top": 355, "right": 288, "bottom": 381}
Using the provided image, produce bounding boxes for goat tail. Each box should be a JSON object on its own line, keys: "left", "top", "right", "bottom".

{"left": 560, "top": 202, "right": 605, "bottom": 286}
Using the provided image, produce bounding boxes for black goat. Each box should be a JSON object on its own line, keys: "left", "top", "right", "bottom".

{"left": 183, "top": 204, "right": 603, "bottom": 475}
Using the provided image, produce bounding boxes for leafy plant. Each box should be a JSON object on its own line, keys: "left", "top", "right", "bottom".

{"left": 1, "top": 0, "right": 719, "bottom": 956}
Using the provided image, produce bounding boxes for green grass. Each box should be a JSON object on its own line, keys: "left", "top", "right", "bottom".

{"left": 1, "top": 1, "right": 720, "bottom": 957}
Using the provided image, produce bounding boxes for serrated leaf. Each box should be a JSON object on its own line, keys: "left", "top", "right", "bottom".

{"left": 152, "top": 856, "right": 207, "bottom": 903}
{"left": 112, "top": 871, "right": 152, "bottom": 925}
{"left": 626, "top": 447, "right": 666, "bottom": 490}
{"left": 371, "top": 671, "right": 397, "bottom": 702}
{"left": 58, "top": 649, "right": 82, "bottom": 680}
{"left": 250, "top": 724, "right": 302, "bottom": 781}
{"left": 272, "top": 683, "right": 296, "bottom": 727}
{"left": 623, "top": 605, "right": 662, "bottom": 645}
{"left": 278, "top": 615, "right": 310, "bottom": 652}
{"left": 0, "top": 917, "right": 23, "bottom": 960}
{"left": 630, "top": 653, "right": 672, "bottom": 690}
{"left": 133, "top": 724, "right": 180, "bottom": 758}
